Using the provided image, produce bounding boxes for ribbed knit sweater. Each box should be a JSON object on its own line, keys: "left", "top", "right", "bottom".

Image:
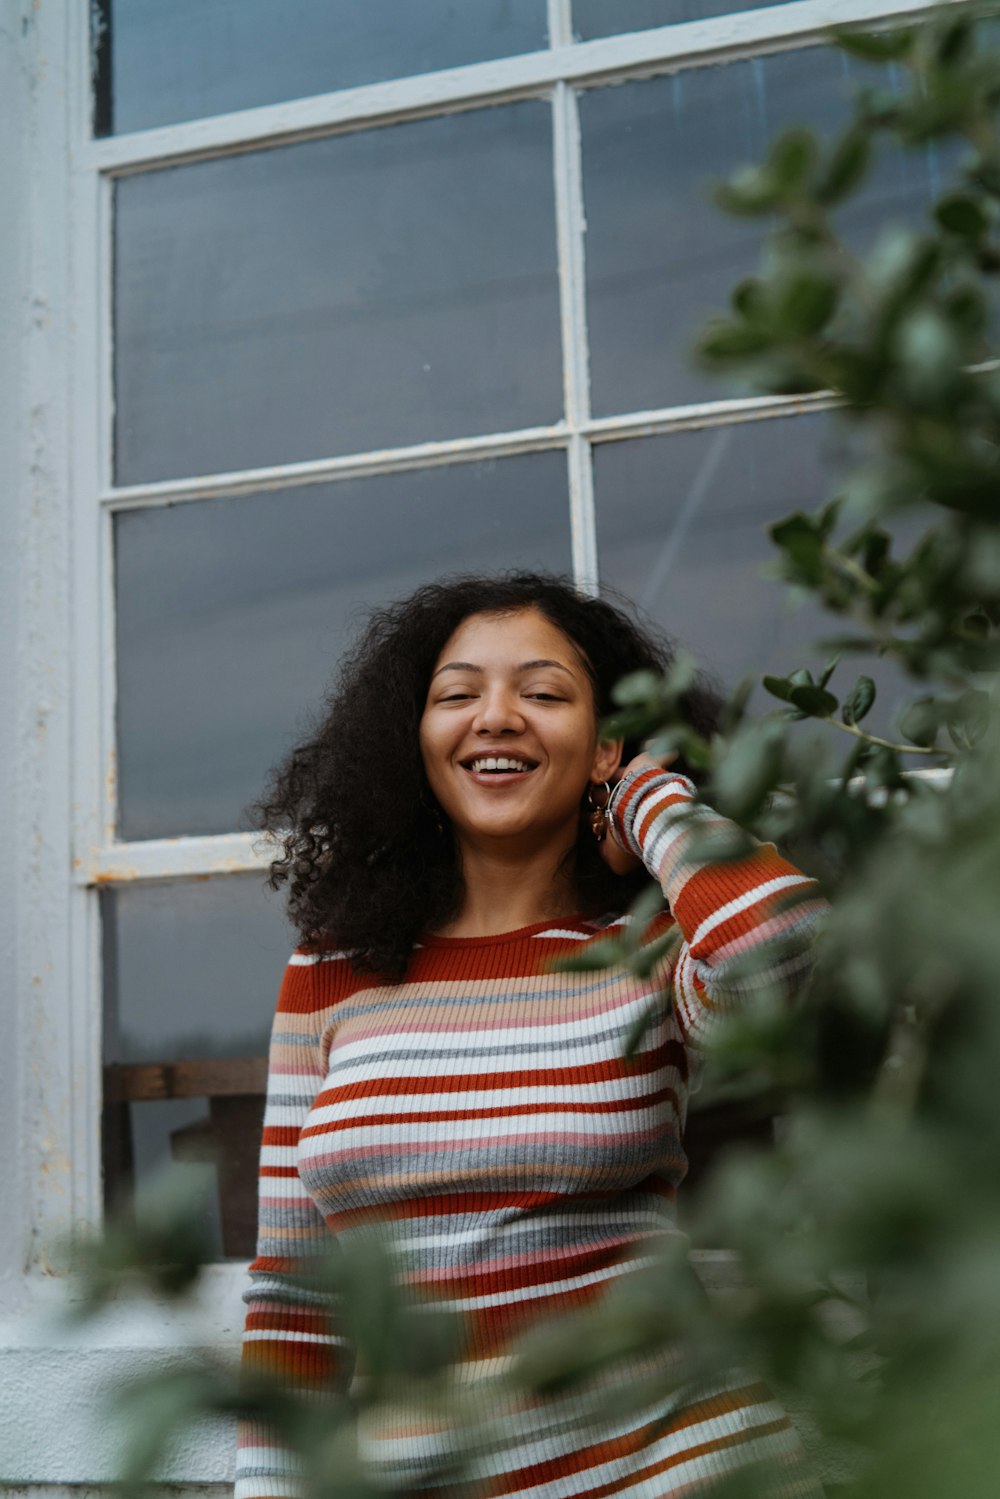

{"left": 238, "top": 770, "right": 827, "bottom": 1498}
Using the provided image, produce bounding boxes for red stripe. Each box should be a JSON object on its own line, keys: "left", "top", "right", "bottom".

{"left": 312, "top": 1044, "right": 687, "bottom": 1105}
{"left": 298, "top": 1087, "right": 682, "bottom": 1137}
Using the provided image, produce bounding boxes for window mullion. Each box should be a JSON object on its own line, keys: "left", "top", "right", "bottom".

{"left": 547, "top": 0, "right": 574, "bottom": 50}
{"left": 100, "top": 422, "right": 571, "bottom": 511}
{"left": 554, "top": 78, "right": 597, "bottom": 593}
{"left": 80, "top": 833, "right": 269, "bottom": 885}
{"left": 85, "top": 1, "right": 942, "bottom": 177}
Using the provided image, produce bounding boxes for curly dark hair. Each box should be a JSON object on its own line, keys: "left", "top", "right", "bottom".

{"left": 255, "top": 572, "right": 724, "bottom": 977}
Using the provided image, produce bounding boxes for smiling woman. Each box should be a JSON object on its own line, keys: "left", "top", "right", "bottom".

{"left": 242, "top": 572, "right": 827, "bottom": 1499}
{"left": 418, "top": 608, "right": 625, "bottom": 932}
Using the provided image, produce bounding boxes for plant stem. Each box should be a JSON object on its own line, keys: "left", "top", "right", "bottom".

{"left": 871, "top": 1006, "right": 929, "bottom": 1124}
{"left": 821, "top": 716, "right": 942, "bottom": 756}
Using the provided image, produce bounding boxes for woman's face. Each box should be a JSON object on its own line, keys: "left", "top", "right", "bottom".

{"left": 419, "top": 607, "right": 621, "bottom": 853}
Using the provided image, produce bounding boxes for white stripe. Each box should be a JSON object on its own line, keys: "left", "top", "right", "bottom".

{"left": 234, "top": 1477, "right": 304, "bottom": 1499}
{"left": 235, "top": 1446, "right": 296, "bottom": 1465}
{"left": 303, "top": 1075, "right": 677, "bottom": 1117}
{"left": 431, "top": 1253, "right": 659, "bottom": 1313}
{"left": 242, "top": 1328, "right": 345, "bottom": 1346}
{"left": 287, "top": 949, "right": 350, "bottom": 966}
{"left": 328, "top": 1002, "right": 661, "bottom": 1065}
{"left": 688, "top": 873, "right": 813, "bottom": 948}
{"left": 265, "top": 1070, "right": 324, "bottom": 1091}
{"left": 393, "top": 1209, "right": 673, "bottom": 1252}
{"left": 262, "top": 1104, "right": 320, "bottom": 1126}
{"left": 530, "top": 927, "right": 593, "bottom": 940}
{"left": 319, "top": 1049, "right": 665, "bottom": 1085}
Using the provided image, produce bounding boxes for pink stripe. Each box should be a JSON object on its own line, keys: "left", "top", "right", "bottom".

{"left": 302, "top": 1124, "right": 667, "bottom": 1167}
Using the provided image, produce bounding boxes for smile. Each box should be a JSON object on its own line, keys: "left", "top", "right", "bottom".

{"left": 462, "top": 756, "right": 538, "bottom": 775}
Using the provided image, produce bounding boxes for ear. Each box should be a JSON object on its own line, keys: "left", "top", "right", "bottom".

{"left": 590, "top": 737, "right": 623, "bottom": 785}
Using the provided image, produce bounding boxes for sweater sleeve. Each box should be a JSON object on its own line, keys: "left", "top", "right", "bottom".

{"left": 236, "top": 954, "right": 351, "bottom": 1499}
{"left": 609, "top": 768, "right": 827, "bottom": 1049}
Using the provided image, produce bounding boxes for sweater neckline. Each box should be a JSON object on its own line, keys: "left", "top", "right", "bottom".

{"left": 419, "top": 913, "right": 608, "bottom": 949}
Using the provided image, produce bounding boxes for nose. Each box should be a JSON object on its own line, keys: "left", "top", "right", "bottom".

{"left": 473, "top": 685, "right": 525, "bottom": 736}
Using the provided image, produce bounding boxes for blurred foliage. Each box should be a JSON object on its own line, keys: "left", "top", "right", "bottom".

{"left": 73, "top": 4, "right": 1000, "bottom": 1495}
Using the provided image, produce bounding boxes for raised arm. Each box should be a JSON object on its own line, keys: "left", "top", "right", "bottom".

{"left": 236, "top": 955, "right": 349, "bottom": 1499}
{"left": 609, "top": 767, "right": 827, "bottom": 1049}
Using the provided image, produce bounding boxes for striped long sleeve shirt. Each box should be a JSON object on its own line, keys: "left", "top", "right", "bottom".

{"left": 238, "top": 770, "right": 826, "bottom": 1498}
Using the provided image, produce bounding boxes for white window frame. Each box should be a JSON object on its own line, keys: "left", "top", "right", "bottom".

{"left": 2, "top": 2, "right": 950, "bottom": 1490}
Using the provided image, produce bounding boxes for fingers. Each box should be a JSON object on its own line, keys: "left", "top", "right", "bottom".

{"left": 619, "top": 749, "right": 679, "bottom": 780}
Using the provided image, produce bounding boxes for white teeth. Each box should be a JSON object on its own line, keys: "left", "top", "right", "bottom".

{"left": 469, "top": 756, "right": 533, "bottom": 773}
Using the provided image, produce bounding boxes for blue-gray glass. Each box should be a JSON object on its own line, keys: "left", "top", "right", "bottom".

{"left": 595, "top": 417, "right": 911, "bottom": 730}
{"left": 114, "top": 452, "right": 572, "bottom": 840}
{"left": 94, "top": 0, "right": 547, "bottom": 136}
{"left": 103, "top": 877, "right": 291, "bottom": 1064}
{"left": 102, "top": 875, "right": 294, "bottom": 1258}
{"left": 114, "top": 103, "right": 561, "bottom": 484}
{"left": 580, "top": 48, "right": 949, "bottom": 416}
{"left": 573, "top": 0, "right": 789, "bottom": 39}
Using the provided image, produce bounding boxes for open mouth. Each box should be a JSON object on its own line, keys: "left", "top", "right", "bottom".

{"left": 461, "top": 755, "right": 539, "bottom": 775}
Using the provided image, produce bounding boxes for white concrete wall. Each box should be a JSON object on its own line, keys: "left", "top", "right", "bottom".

{"left": 0, "top": 3, "right": 230, "bottom": 1488}
{"left": 0, "top": 0, "right": 29, "bottom": 1290}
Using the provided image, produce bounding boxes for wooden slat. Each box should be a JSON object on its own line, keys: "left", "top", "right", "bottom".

{"left": 104, "top": 1055, "right": 268, "bottom": 1102}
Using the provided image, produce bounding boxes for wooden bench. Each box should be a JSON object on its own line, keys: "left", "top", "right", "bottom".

{"left": 103, "top": 1056, "right": 268, "bottom": 1258}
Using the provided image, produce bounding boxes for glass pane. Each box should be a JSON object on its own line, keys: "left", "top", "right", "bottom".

{"left": 595, "top": 415, "right": 911, "bottom": 729}
{"left": 114, "top": 103, "right": 561, "bottom": 484}
{"left": 573, "top": 0, "right": 789, "bottom": 39}
{"left": 115, "top": 451, "right": 572, "bottom": 840}
{"left": 94, "top": 0, "right": 547, "bottom": 136}
{"left": 102, "top": 875, "right": 294, "bottom": 1259}
{"left": 580, "top": 48, "right": 949, "bottom": 417}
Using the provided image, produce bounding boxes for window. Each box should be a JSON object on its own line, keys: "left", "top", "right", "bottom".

{"left": 76, "top": 0, "right": 950, "bottom": 1260}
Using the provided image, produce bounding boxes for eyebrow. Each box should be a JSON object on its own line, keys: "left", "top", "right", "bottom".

{"left": 431, "top": 659, "right": 575, "bottom": 679}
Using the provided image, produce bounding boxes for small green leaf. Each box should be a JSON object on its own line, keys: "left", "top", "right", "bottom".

{"left": 862, "top": 528, "right": 891, "bottom": 578}
{"left": 775, "top": 272, "right": 840, "bottom": 337}
{"left": 762, "top": 674, "right": 795, "bottom": 705}
{"left": 787, "top": 684, "right": 839, "bottom": 718}
{"left": 895, "top": 308, "right": 962, "bottom": 401}
{"left": 699, "top": 321, "right": 776, "bottom": 361}
{"left": 714, "top": 166, "right": 782, "bottom": 217}
{"left": 624, "top": 883, "right": 668, "bottom": 952}
{"left": 935, "top": 193, "right": 990, "bottom": 240}
{"left": 552, "top": 939, "right": 626, "bottom": 974}
{"left": 818, "top": 655, "right": 841, "bottom": 690}
{"left": 898, "top": 696, "right": 942, "bottom": 749}
{"left": 623, "top": 992, "right": 674, "bottom": 1058}
{"left": 767, "top": 127, "right": 819, "bottom": 192}
{"left": 836, "top": 26, "right": 915, "bottom": 62}
{"left": 731, "top": 278, "right": 768, "bottom": 320}
{"left": 769, "top": 513, "right": 825, "bottom": 585}
{"left": 816, "top": 496, "right": 844, "bottom": 540}
{"left": 843, "top": 676, "right": 877, "bottom": 727}
{"left": 712, "top": 720, "right": 786, "bottom": 823}
{"left": 816, "top": 126, "right": 873, "bottom": 206}
{"left": 947, "top": 688, "right": 991, "bottom": 750}
{"left": 630, "top": 928, "right": 681, "bottom": 981}
{"left": 934, "top": 15, "right": 974, "bottom": 66}
{"left": 611, "top": 669, "right": 662, "bottom": 707}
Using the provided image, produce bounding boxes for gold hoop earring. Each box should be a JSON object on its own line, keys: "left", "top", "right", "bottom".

{"left": 586, "top": 781, "right": 612, "bottom": 843}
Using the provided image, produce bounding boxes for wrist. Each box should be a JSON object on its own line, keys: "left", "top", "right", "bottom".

{"left": 609, "top": 767, "right": 697, "bottom": 857}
